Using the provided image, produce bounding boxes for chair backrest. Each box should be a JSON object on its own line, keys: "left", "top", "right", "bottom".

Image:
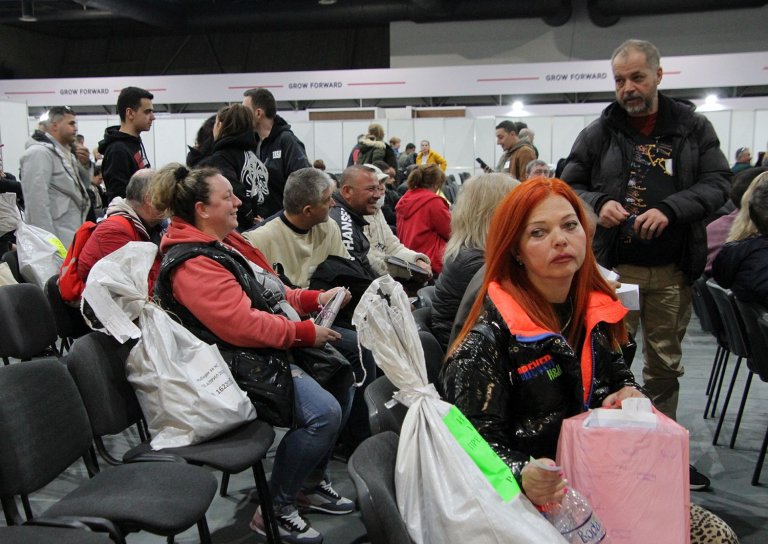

{"left": 1, "top": 250, "right": 24, "bottom": 283}
{"left": 365, "top": 375, "right": 408, "bottom": 436}
{"left": 0, "top": 359, "right": 93, "bottom": 496}
{"left": 63, "top": 332, "right": 141, "bottom": 438}
{"left": 418, "top": 329, "right": 444, "bottom": 385}
{"left": 756, "top": 314, "right": 768, "bottom": 383}
{"left": 706, "top": 280, "right": 750, "bottom": 358}
{"left": 44, "top": 274, "right": 91, "bottom": 341}
{"left": 735, "top": 299, "right": 768, "bottom": 382}
{"left": 0, "top": 283, "right": 58, "bottom": 359}
{"left": 411, "top": 306, "right": 432, "bottom": 332}
{"left": 693, "top": 276, "right": 727, "bottom": 346}
{"left": 348, "top": 431, "right": 412, "bottom": 544}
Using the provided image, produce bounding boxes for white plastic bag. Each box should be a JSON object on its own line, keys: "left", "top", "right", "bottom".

{"left": 0, "top": 193, "right": 21, "bottom": 237}
{"left": 16, "top": 221, "right": 66, "bottom": 287}
{"left": 352, "top": 276, "right": 566, "bottom": 544}
{"left": 83, "top": 241, "right": 257, "bottom": 449}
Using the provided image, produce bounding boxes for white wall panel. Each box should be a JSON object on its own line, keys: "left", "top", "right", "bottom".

{"left": 700, "top": 111, "right": 731, "bottom": 156}
{"left": 474, "top": 117, "right": 497, "bottom": 177}
{"left": 387, "top": 119, "right": 414, "bottom": 152}
{"left": 755, "top": 111, "right": 768, "bottom": 164}
{"left": 729, "top": 110, "right": 755, "bottom": 163}
{"left": 0, "top": 101, "right": 31, "bottom": 177}
{"left": 552, "top": 117, "right": 587, "bottom": 165}
{"left": 314, "top": 122, "right": 343, "bottom": 173}
{"left": 443, "top": 118, "right": 475, "bottom": 178}
{"left": 151, "top": 118, "right": 184, "bottom": 168}
{"left": 290, "top": 122, "right": 314, "bottom": 168}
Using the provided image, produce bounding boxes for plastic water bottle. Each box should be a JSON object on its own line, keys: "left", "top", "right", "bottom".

{"left": 540, "top": 488, "right": 611, "bottom": 543}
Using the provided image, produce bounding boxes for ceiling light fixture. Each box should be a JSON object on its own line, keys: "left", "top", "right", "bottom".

{"left": 318, "top": 0, "right": 337, "bottom": 5}
{"left": 19, "top": 0, "right": 37, "bottom": 22}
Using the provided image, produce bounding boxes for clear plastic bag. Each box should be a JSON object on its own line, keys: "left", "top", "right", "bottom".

{"left": 16, "top": 220, "right": 66, "bottom": 287}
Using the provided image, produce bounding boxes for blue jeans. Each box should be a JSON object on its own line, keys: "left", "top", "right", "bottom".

{"left": 270, "top": 364, "right": 349, "bottom": 509}
{"left": 332, "top": 325, "right": 377, "bottom": 444}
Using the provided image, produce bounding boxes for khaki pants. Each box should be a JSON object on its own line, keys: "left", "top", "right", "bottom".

{"left": 615, "top": 263, "right": 692, "bottom": 421}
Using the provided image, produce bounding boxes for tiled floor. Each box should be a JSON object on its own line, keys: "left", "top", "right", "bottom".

{"left": 4, "top": 315, "right": 767, "bottom": 543}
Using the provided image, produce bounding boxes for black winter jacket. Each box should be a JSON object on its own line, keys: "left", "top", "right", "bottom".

{"left": 254, "top": 116, "right": 310, "bottom": 219}
{"left": 440, "top": 283, "right": 639, "bottom": 480}
{"left": 98, "top": 126, "right": 150, "bottom": 204}
{"left": 431, "top": 246, "right": 484, "bottom": 350}
{"left": 561, "top": 93, "right": 730, "bottom": 281}
{"left": 712, "top": 235, "right": 768, "bottom": 306}
{"left": 200, "top": 130, "right": 263, "bottom": 231}
{"left": 328, "top": 192, "right": 377, "bottom": 277}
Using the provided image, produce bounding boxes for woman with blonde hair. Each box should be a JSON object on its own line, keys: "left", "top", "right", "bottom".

{"left": 430, "top": 173, "right": 519, "bottom": 349}
{"left": 441, "top": 177, "right": 643, "bottom": 506}
{"left": 726, "top": 170, "right": 768, "bottom": 242}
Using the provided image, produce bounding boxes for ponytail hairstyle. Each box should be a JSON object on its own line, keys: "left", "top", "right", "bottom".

{"left": 151, "top": 162, "right": 220, "bottom": 226}
{"left": 407, "top": 163, "right": 445, "bottom": 191}
{"left": 449, "top": 178, "right": 627, "bottom": 356}
{"left": 214, "top": 103, "right": 254, "bottom": 141}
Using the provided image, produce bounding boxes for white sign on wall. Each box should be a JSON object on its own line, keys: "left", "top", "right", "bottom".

{"left": 0, "top": 51, "right": 766, "bottom": 107}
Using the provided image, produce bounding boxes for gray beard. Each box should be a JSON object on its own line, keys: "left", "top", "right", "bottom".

{"left": 622, "top": 93, "right": 656, "bottom": 115}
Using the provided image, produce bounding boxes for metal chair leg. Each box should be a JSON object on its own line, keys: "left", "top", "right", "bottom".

{"left": 704, "top": 348, "right": 727, "bottom": 418}
{"left": 729, "top": 370, "right": 754, "bottom": 449}
{"left": 710, "top": 351, "right": 731, "bottom": 418}
{"left": 197, "top": 516, "right": 212, "bottom": 544}
{"left": 752, "top": 423, "right": 768, "bottom": 486}
{"left": 705, "top": 345, "right": 723, "bottom": 396}
{"left": 220, "top": 472, "right": 230, "bottom": 497}
{"left": 713, "top": 357, "right": 741, "bottom": 445}
{"left": 253, "top": 462, "right": 281, "bottom": 543}
{"left": 20, "top": 495, "right": 33, "bottom": 520}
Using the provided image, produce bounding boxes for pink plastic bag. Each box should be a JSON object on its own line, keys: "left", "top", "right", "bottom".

{"left": 556, "top": 408, "right": 690, "bottom": 544}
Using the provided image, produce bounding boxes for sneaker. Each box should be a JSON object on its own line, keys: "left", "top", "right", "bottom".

{"left": 690, "top": 465, "right": 711, "bottom": 491}
{"left": 297, "top": 479, "right": 355, "bottom": 515}
{"left": 250, "top": 505, "right": 323, "bottom": 544}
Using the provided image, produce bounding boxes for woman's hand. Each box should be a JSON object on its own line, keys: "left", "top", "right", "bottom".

{"left": 521, "top": 458, "right": 567, "bottom": 506}
{"left": 602, "top": 386, "right": 646, "bottom": 408}
{"left": 312, "top": 324, "right": 342, "bottom": 347}
{"left": 318, "top": 287, "right": 352, "bottom": 308}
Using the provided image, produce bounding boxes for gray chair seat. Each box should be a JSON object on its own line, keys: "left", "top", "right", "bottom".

{"left": 124, "top": 418, "right": 274, "bottom": 473}
{"left": 44, "top": 461, "right": 216, "bottom": 535}
{"left": 0, "top": 526, "right": 111, "bottom": 543}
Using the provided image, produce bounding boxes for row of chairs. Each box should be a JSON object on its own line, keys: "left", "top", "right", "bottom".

{"left": 0, "top": 283, "right": 283, "bottom": 543}
{"left": 692, "top": 277, "right": 768, "bottom": 486}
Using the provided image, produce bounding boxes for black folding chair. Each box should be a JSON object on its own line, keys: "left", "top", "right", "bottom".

{"left": 0, "top": 359, "right": 218, "bottom": 543}
{"left": 63, "top": 331, "right": 282, "bottom": 543}
{"left": 348, "top": 431, "right": 413, "bottom": 544}
{"left": 0, "top": 283, "right": 58, "bottom": 365}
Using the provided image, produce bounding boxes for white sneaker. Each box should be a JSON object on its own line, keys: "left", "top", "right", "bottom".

{"left": 250, "top": 505, "right": 323, "bottom": 543}
{"left": 297, "top": 479, "right": 355, "bottom": 515}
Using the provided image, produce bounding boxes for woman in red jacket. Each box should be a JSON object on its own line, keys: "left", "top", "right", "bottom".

{"left": 395, "top": 164, "right": 451, "bottom": 275}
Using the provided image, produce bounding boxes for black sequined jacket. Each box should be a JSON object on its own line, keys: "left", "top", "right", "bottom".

{"left": 439, "top": 281, "right": 640, "bottom": 481}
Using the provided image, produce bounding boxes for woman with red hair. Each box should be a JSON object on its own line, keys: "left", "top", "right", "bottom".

{"left": 440, "top": 178, "right": 644, "bottom": 506}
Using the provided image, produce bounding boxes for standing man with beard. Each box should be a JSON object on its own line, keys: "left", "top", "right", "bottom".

{"left": 561, "top": 39, "right": 730, "bottom": 491}
{"left": 99, "top": 86, "right": 154, "bottom": 204}
{"left": 242, "top": 88, "right": 310, "bottom": 220}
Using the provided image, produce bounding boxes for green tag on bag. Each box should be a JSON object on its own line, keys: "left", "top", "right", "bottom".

{"left": 442, "top": 405, "right": 521, "bottom": 502}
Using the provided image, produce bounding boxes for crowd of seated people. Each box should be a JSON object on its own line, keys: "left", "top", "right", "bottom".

{"left": 2, "top": 94, "right": 751, "bottom": 543}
